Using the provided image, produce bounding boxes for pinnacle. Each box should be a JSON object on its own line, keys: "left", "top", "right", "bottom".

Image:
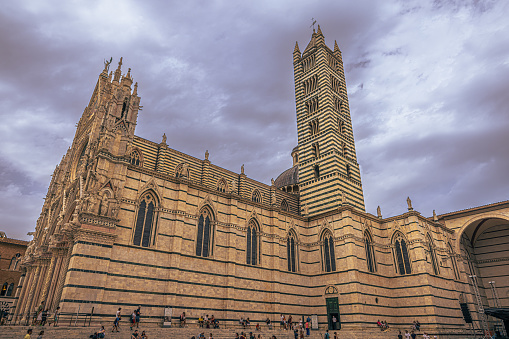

{"left": 294, "top": 41, "right": 300, "bottom": 53}
{"left": 317, "top": 24, "right": 323, "bottom": 35}
{"left": 334, "top": 40, "right": 339, "bottom": 52}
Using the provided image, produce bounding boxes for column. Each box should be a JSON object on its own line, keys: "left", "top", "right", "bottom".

{"left": 22, "top": 265, "right": 41, "bottom": 322}
{"left": 14, "top": 267, "right": 33, "bottom": 322}
{"left": 40, "top": 256, "right": 57, "bottom": 304}
{"left": 47, "top": 255, "right": 64, "bottom": 310}
{"left": 52, "top": 245, "right": 73, "bottom": 310}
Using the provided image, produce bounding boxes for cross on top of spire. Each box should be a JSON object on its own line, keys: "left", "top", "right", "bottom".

{"left": 310, "top": 18, "right": 317, "bottom": 32}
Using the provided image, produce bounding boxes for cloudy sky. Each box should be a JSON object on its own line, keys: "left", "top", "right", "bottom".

{"left": 1, "top": 0, "right": 508, "bottom": 240}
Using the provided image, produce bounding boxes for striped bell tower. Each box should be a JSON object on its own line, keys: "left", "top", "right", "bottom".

{"left": 294, "top": 25, "right": 365, "bottom": 216}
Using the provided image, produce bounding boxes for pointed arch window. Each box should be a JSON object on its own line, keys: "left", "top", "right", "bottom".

{"left": 448, "top": 242, "right": 460, "bottom": 280}
{"left": 393, "top": 234, "right": 411, "bottom": 275}
{"left": 364, "top": 231, "right": 376, "bottom": 273}
{"left": 129, "top": 150, "right": 141, "bottom": 166}
{"left": 280, "top": 199, "right": 289, "bottom": 212}
{"left": 6, "top": 283, "right": 14, "bottom": 296}
{"left": 9, "top": 253, "right": 20, "bottom": 270}
{"left": 133, "top": 192, "right": 157, "bottom": 247}
{"left": 287, "top": 230, "right": 298, "bottom": 272}
{"left": 322, "top": 231, "right": 336, "bottom": 272}
{"left": 246, "top": 220, "right": 259, "bottom": 265}
{"left": 217, "top": 179, "right": 227, "bottom": 193}
{"left": 251, "top": 190, "right": 262, "bottom": 204}
{"left": 0, "top": 283, "right": 7, "bottom": 296}
{"left": 427, "top": 234, "right": 440, "bottom": 275}
{"left": 196, "top": 208, "right": 214, "bottom": 257}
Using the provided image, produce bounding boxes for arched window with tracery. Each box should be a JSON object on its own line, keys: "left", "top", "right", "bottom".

{"left": 364, "top": 231, "right": 376, "bottom": 273}
{"left": 322, "top": 230, "right": 336, "bottom": 272}
{"left": 287, "top": 230, "right": 298, "bottom": 272}
{"left": 133, "top": 192, "right": 157, "bottom": 247}
{"left": 217, "top": 179, "right": 227, "bottom": 193}
{"left": 427, "top": 234, "right": 439, "bottom": 275}
{"left": 251, "top": 190, "right": 261, "bottom": 204}
{"left": 129, "top": 150, "right": 141, "bottom": 166}
{"left": 9, "top": 253, "right": 20, "bottom": 270}
{"left": 6, "top": 283, "right": 14, "bottom": 296}
{"left": 393, "top": 233, "right": 411, "bottom": 275}
{"left": 448, "top": 242, "right": 460, "bottom": 280}
{"left": 246, "top": 220, "right": 259, "bottom": 265}
{"left": 196, "top": 208, "right": 214, "bottom": 257}
{"left": 280, "top": 199, "right": 289, "bottom": 212}
{"left": 0, "top": 283, "right": 7, "bottom": 296}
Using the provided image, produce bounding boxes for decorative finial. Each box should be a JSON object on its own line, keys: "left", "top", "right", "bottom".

{"left": 117, "top": 57, "right": 123, "bottom": 69}
{"left": 205, "top": 150, "right": 209, "bottom": 160}
{"left": 161, "top": 133, "right": 167, "bottom": 144}
{"left": 407, "top": 197, "right": 413, "bottom": 211}
{"left": 241, "top": 164, "right": 245, "bottom": 175}
{"left": 126, "top": 68, "right": 132, "bottom": 79}
{"left": 433, "top": 210, "right": 438, "bottom": 221}
{"left": 317, "top": 24, "right": 323, "bottom": 35}
{"left": 377, "top": 206, "right": 382, "bottom": 218}
{"left": 133, "top": 82, "right": 138, "bottom": 96}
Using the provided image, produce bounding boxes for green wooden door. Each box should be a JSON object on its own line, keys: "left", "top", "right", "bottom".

{"left": 325, "top": 297, "right": 341, "bottom": 330}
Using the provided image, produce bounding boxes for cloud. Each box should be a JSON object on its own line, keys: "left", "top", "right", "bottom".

{"left": 1, "top": 0, "right": 509, "bottom": 239}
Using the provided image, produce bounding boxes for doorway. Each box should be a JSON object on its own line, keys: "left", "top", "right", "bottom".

{"left": 326, "top": 297, "right": 341, "bottom": 330}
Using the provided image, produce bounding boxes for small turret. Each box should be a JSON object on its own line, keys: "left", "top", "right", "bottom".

{"left": 293, "top": 42, "right": 301, "bottom": 63}
{"left": 121, "top": 67, "right": 133, "bottom": 88}
{"left": 113, "top": 57, "right": 123, "bottom": 83}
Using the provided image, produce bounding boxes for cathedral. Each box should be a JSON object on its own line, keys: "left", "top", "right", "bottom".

{"left": 13, "top": 26, "right": 509, "bottom": 335}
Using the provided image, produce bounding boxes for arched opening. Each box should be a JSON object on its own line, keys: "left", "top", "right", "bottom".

{"left": 322, "top": 230, "right": 336, "bottom": 272}
{"left": 458, "top": 217, "right": 509, "bottom": 333}
{"left": 196, "top": 207, "right": 214, "bottom": 257}
{"left": 246, "top": 219, "right": 259, "bottom": 266}
{"left": 133, "top": 191, "right": 158, "bottom": 247}
{"left": 287, "top": 230, "right": 298, "bottom": 272}
{"left": 364, "top": 231, "right": 376, "bottom": 273}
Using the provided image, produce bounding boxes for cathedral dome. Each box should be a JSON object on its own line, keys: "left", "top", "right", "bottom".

{"left": 274, "top": 165, "right": 299, "bottom": 189}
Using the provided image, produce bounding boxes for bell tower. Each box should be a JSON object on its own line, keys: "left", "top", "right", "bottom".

{"left": 294, "top": 26, "right": 365, "bottom": 216}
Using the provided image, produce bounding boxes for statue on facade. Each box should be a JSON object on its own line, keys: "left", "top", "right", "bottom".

{"left": 162, "top": 133, "right": 167, "bottom": 144}
{"left": 377, "top": 206, "right": 382, "bottom": 218}
{"left": 205, "top": 150, "right": 209, "bottom": 160}
{"left": 241, "top": 164, "right": 245, "bottom": 175}
{"left": 103, "top": 57, "right": 113, "bottom": 72}
{"left": 407, "top": 196, "right": 413, "bottom": 211}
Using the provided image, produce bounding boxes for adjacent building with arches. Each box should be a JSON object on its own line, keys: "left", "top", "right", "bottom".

{"left": 15, "top": 28, "right": 508, "bottom": 336}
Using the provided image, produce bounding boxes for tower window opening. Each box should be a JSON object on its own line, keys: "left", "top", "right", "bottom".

{"left": 346, "top": 164, "right": 351, "bottom": 177}
{"left": 252, "top": 190, "right": 262, "bottom": 203}
{"left": 322, "top": 231, "right": 336, "bottom": 272}
{"left": 338, "top": 119, "right": 344, "bottom": 134}
{"left": 334, "top": 97, "right": 342, "bottom": 112}
{"left": 314, "top": 164, "right": 320, "bottom": 179}
{"left": 246, "top": 220, "right": 258, "bottom": 265}
{"left": 287, "top": 231, "right": 298, "bottom": 272}
{"left": 331, "top": 75, "right": 341, "bottom": 94}
{"left": 302, "top": 55, "right": 315, "bottom": 73}
{"left": 196, "top": 208, "right": 214, "bottom": 257}
{"left": 303, "top": 75, "right": 318, "bottom": 95}
{"left": 306, "top": 97, "right": 319, "bottom": 115}
{"left": 309, "top": 119, "right": 319, "bottom": 136}
{"left": 312, "top": 143, "right": 319, "bottom": 159}
{"left": 393, "top": 235, "right": 412, "bottom": 275}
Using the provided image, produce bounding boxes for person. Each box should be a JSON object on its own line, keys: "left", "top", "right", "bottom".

{"left": 141, "top": 331, "right": 147, "bottom": 339}
{"left": 333, "top": 332, "right": 338, "bottom": 339}
{"left": 131, "top": 329, "right": 139, "bottom": 338}
{"left": 239, "top": 332, "right": 246, "bottom": 339}
{"left": 415, "top": 320, "right": 421, "bottom": 331}
{"left": 294, "top": 328, "right": 299, "bottom": 339}
{"left": 422, "top": 333, "right": 430, "bottom": 339}
{"left": 112, "top": 308, "right": 121, "bottom": 332}
{"left": 256, "top": 323, "right": 260, "bottom": 331}
{"left": 299, "top": 326, "right": 304, "bottom": 339}
{"left": 180, "top": 312, "right": 186, "bottom": 327}
{"left": 398, "top": 330, "right": 403, "bottom": 339}
{"left": 280, "top": 314, "right": 284, "bottom": 329}
{"left": 405, "top": 330, "right": 411, "bottom": 339}
{"left": 204, "top": 314, "right": 209, "bottom": 328}
{"left": 332, "top": 315, "right": 337, "bottom": 330}
{"left": 41, "top": 310, "right": 48, "bottom": 326}
{"left": 324, "top": 330, "right": 330, "bottom": 339}
{"left": 135, "top": 306, "right": 141, "bottom": 328}
{"left": 208, "top": 333, "right": 213, "bottom": 339}
{"left": 24, "top": 329, "right": 33, "bottom": 339}
{"left": 246, "top": 318, "right": 251, "bottom": 327}
{"left": 131, "top": 310, "right": 136, "bottom": 330}
{"left": 36, "top": 330, "right": 44, "bottom": 339}
{"left": 198, "top": 333, "right": 205, "bottom": 338}
{"left": 35, "top": 308, "right": 43, "bottom": 326}
{"left": 235, "top": 333, "right": 239, "bottom": 339}
{"left": 199, "top": 315, "right": 204, "bottom": 327}
{"left": 288, "top": 315, "right": 293, "bottom": 330}
{"left": 266, "top": 317, "right": 272, "bottom": 329}
{"left": 305, "top": 320, "right": 310, "bottom": 336}
{"left": 53, "top": 307, "right": 60, "bottom": 327}
{"left": 249, "top": 332, "right": 255, "bottom": 339}
{"left": 410, "top": 331, "right": 416, "bottom": 339}
{"left": 97, "top": 326, "right": 106, "bottom": 338}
